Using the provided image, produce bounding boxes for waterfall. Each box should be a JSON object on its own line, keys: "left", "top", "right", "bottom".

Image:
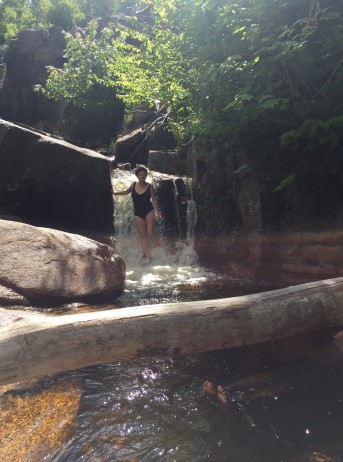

{"left": 111, "top": 169, "right": 214, "bottom": 304}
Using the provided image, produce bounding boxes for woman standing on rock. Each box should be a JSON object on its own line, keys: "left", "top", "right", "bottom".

{"left": 112, "top": 166, "right": 162, "bottom": 262}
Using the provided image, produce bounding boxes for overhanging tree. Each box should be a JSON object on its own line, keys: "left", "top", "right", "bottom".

{"left": 36, "top": 0, "right": 342, "bottom": 214}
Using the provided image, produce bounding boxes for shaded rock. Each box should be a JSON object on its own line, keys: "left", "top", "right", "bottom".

{"left": 0, "top": 62, "right": 6, "bottom": 90}
{"left": 127, "top": 107, "right": 156, "bottom": 128}
{"left": 148, "top": 150, "right": 187, "bottom": 176}
{"left": 0, "top": 286, "right": 30, "bottom": 307}
{"left": 186, "top": 140, "right": 242, "bottom": 234}
{"left": 115, "top": 127, "right": 148, "bottom": 167}
{"left": 58, "top": 86, "right": 125, "bottom": 148}
{"left": 0, "top": 118, "right": 114, "bottom": 232}
{"left": 152, "top": 174, "right": 190, "bottom": 238}
{"left": 0, "top": 220, "right": 125, "bottom": 306}
{"left": 175, "top": 177, "right": 190, "bottom": 239}
{"left": 236, "top": 152, "right": 262, "bottom": 233}
{"left": 148, "top": 124, "right": 176, "bottom": 151}
{"left": 0, "top": 27, "right": 67, "bottom": 134}
{"left": 156, "top": 178, "right": 178, "bottom": 237}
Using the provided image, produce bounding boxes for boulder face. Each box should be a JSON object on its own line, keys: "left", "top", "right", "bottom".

{"left": 0, "top": 118, "right": 114, "bottom": 232}
{"left": 0, "top": 220, "right": 126, "bottom": 306}
{"left": 0, "top": 27, "right": 67, "bottom": 134}
{"left": 185, "top": 140, "right": 343, "bottom": 285}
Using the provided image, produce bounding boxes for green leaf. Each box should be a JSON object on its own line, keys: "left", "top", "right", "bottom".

{"left": 274, "top": 174, "right": 296, "bottom": 192}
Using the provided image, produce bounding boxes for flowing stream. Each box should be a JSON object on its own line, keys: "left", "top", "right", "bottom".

{"left": 1, "top": 171, "right": 343, "bottom": 462}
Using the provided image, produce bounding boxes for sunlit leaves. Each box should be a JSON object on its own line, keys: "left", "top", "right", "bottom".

{"left": 0, "top": 0, "right": 34, "bottom": 41}
{"left": 35, "top": 0, "right": 342, "bottom": 154}
{"left": 36, "top": 20, "right": 118, "bottom": 106}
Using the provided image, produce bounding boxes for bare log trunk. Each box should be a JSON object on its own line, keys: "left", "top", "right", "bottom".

{"left": 1, "top": 278, "right": 343, "bottom": 386}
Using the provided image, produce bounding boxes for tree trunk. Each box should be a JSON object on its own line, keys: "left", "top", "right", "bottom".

{"left": 1, "top": 278, "right": 343, "bottom": 386}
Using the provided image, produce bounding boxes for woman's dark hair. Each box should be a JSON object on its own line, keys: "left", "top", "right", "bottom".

{"left": 134, "top": 166, "right": 149, "bottom": 176}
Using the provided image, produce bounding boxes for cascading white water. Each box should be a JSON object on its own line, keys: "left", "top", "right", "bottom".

{"left": 111, "top": 169, "right": 216, "bottom": 303}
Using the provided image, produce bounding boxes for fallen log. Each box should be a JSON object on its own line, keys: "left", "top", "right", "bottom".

{"left": 1, "top": 277, "right": 343, "bottom": 386}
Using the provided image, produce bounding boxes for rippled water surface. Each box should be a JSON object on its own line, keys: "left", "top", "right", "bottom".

{"left": 55, "top": 345, "right": 343, "bottom": 462}
{"left": 2, "top": 328, "right": 343, "bottom": 462}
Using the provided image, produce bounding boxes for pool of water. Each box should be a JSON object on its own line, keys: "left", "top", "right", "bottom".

{"left": 1, "top": 324, "right": 343, "bottom": 462}
{"left": 56, "top": 343, "right": 343, "bottom": 462}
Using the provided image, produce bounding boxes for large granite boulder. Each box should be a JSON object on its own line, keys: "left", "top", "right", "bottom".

{"left": 0, "top": 220, "right": 125, "bottom": 306}
{"left": 0, "top": 118, "right": 114, "bottom": 232}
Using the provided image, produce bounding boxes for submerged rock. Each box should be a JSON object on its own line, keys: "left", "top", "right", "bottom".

{"left": 0, "top": 220, "right": 126, "bottom": 306}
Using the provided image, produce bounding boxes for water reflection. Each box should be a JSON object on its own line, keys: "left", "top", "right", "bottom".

{"left": 2, "top": 331, "right": 342, "bottom": 462}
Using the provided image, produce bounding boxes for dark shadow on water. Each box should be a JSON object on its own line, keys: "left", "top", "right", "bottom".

{"left": 7, "top": 326, "right": 341, "bottom": 462}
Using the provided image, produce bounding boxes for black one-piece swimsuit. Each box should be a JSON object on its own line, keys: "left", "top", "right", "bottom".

{"left": 131, "top": 182, "right": 154, "bottom": 219}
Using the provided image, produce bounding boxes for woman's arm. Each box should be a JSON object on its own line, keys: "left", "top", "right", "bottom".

{"left": 112, "top": 183, "right": 134, "bottom": 196}
{"left": 150, "top": 185, "right": 162, "bottom": 220}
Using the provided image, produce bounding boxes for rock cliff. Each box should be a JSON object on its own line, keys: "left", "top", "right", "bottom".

{"left": 0, "top": 118, "right": 114, "bottom": 232}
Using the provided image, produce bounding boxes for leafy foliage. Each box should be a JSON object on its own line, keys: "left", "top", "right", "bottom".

{"left": 35, "top": 20, "right": 116, "bottom": 106}
{"left": 46, "top": 0, "right": 84, "bottom": 30}
{"left": 3, "top": 0, "right": 343, "bottom": 216}
{"left": 30, "top": 0, "right": 53, "bottom": 27}
{"left": 0, "top": 0, "right": 145, "bottom": 40}
{"left": 0, "top": 0, "right": 34, "bottom": 41}
{"left": 76, "top": 0, "right": 341, "bottom": 155}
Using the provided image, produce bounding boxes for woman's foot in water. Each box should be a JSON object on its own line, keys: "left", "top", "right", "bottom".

{"left": 141, "top": 255, "right": 152, "bottom": 265}
{"left": 203, "top": 381, "right": 229, "bottom": 405}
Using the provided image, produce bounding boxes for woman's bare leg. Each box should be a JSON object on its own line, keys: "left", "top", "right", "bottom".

{"left": 134, "top": 216, "right": 151, "bottom": 258}
{"left": 145, "top": 210, "right": 161, "bottom": 248}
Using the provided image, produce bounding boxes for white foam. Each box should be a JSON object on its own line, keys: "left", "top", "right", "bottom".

{"left": 112, "top": 170, "right": 217, "bottom": 294}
